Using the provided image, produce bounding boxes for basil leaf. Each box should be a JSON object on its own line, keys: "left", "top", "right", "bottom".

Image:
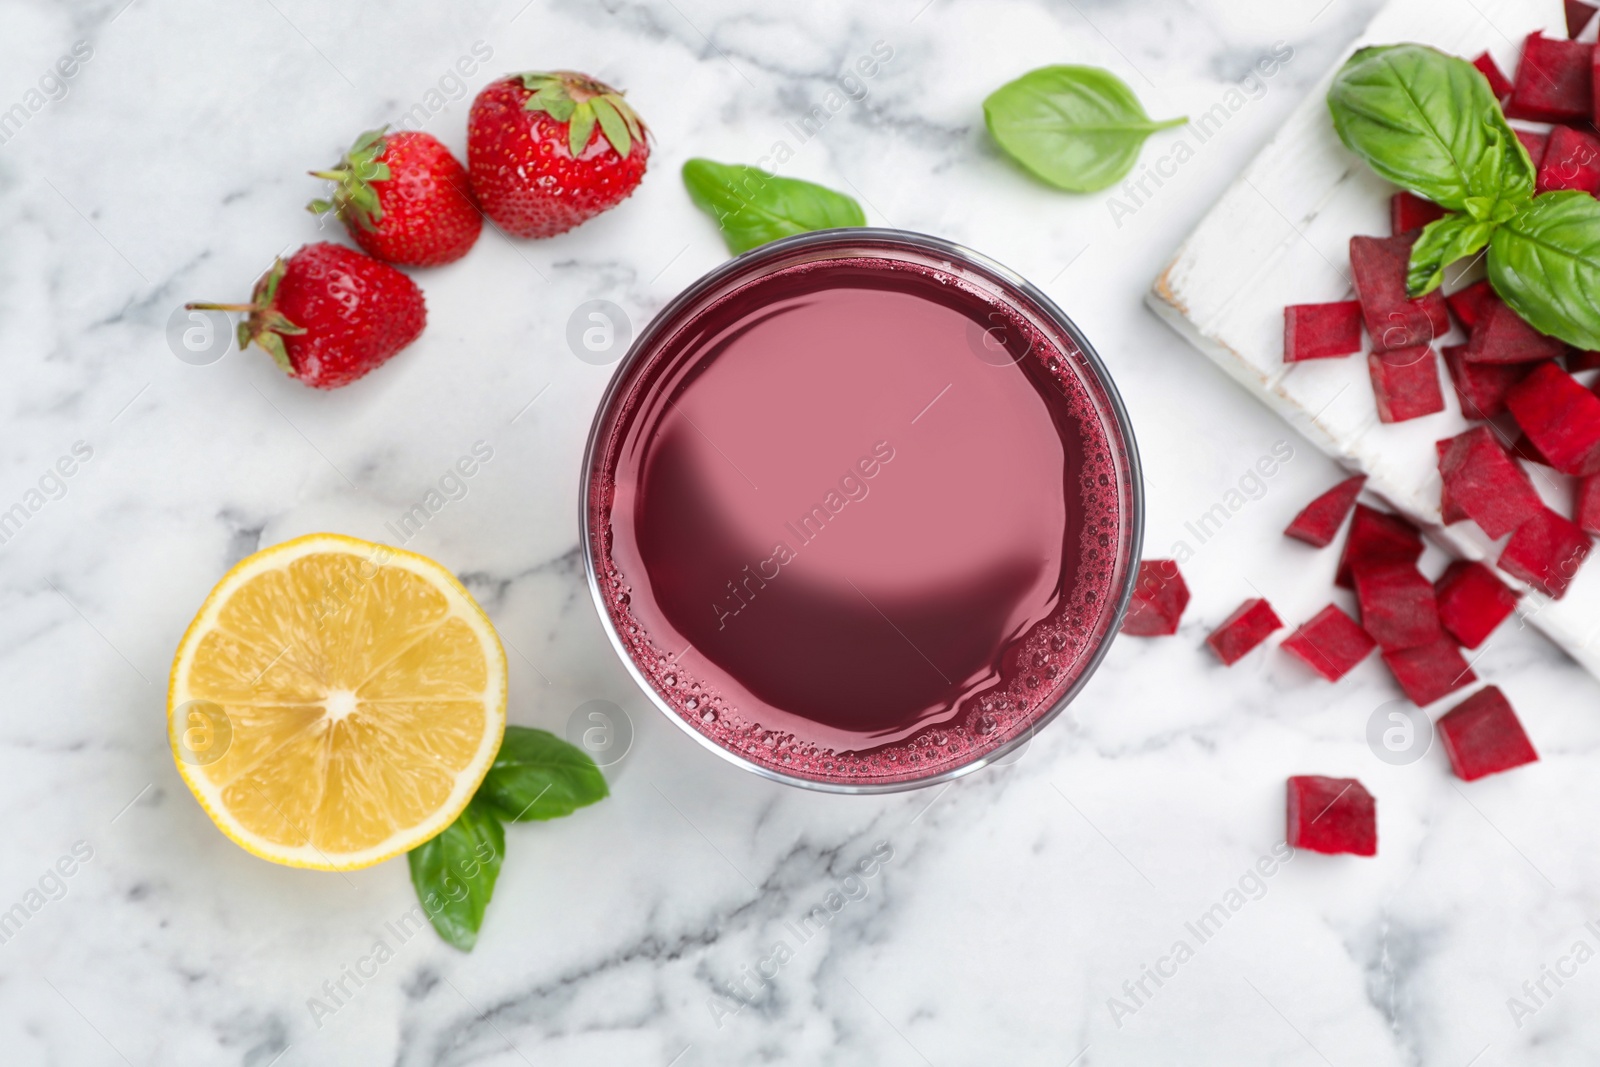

{"left": 478, "top": 725, "right": 609, "bottom": 822}
{"left": 682, "top": 159, "right": 866, "bottom": 254}
{"left": 407, "top": 798, "right": 504, "bottom": 952}
{"left": 1488, "top": 190, "right": 1600, "bottom": 350}
{"left": 1328, "top": 44, "right": 1534, "bottom": 213}
{"left": 1406, "top": 211, "right": 1496, "bottom": 296}
{"left": 982, "top": 66, "right": 1185, "bottom": 193}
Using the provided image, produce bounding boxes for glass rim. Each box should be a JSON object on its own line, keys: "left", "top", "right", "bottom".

{"left": 579, "top": 227, "right": 1145, "bottom": 794}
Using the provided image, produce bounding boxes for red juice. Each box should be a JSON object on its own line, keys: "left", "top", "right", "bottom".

{"left": 584, "top": 232, "right": 1140, "bottom": 789}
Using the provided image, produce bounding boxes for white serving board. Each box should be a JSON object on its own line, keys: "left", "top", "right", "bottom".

{"left": 1148, "top": 0, "right": 1600, "bottom": 680}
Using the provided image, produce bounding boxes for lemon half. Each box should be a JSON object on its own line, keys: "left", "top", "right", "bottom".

{"left": 168, "top": 534, "right": 506, "bottom": 870}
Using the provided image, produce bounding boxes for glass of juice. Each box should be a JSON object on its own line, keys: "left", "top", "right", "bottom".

{"left": 581, "top": 229, "right": 1143, "bottom": 792}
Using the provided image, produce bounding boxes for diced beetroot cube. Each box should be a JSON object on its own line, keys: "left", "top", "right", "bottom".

{"left": 1382, "top": 637, "right": 1477, "bottom": 705}
{"left": 1514, "top": 127, "right": 1550, "bottom": 164}
{"left": 1369, "top": 345, "right": 1445, "bottom": 423}
{"left": 1430, "top": 302, "right": 1451, "bottom": 340}
{"left": 1536, "top": 124, "right": 1600, "bottom": 194}
{"left": 1512, "top": 431, "right": 1555, "bottom": 467}
{"left": 1336, "top": 504, "right": 1424, "bottom": 588}
{"left": 1390, "top": 192, "right": 1448, "bottom": 235}
{"left": 1436, "top": 440, "right": 1470, "bottom": 524}
{"left": 1353, "top": 563, "right": 1442, "bottom": 650}
{"left": 1594, "top": 45, "right": 1600, "bottom": 133}
{"left": 1435, "top": 560, "right": 1519, "bottom": 648}
{"left": 1578, "top": 475, "right": 1600, "bottom": 534}
{"left": 1568, "top": 349, "right": 1600, "bottom": 372}
{"left": 1350, "top": 234, "right": 1449, "bottom": 353}
{"left": 1284, "top": 301, "right": 1364, "bottom": 362}
{"left": 1281, "top": 604, "right": 1377, "bottom": 681}
{"left": 1474, "top": 51, "right": 1515, "bottom": 98}
{"left": 1505, "top": 362, "right": 1600, "bottom": 476}
{"left": 1508, "top": 33, "right": 1593, "bottom": 122}
{"left": 1499, "top": 507, "right": 1593, "bottom": 598}
{"left": 1438, "top": 686, "right": 1539, "bottom": 781}
{"left": 1445, "top": 280, "right": 1495, "bottom": 332}
{"left": 1571, "top": 0, "right": 1600, "bottom": 37}
{"left": 1437, "top": 426, "right": 1546, "bottom": 538}
{"left": 1205, "top": 598, "right": 1283, "bottom": 666}
{"left": 1443, "top": 344, "right": 1539, "bottom": 420}
{"left": 1541, "top": 124, "right": 1600, "bottom": 192}
{"left": 1444, "top": 343, "right": 1541, "bottom": 419}
{"left": 1285, "top": 473, "right": 1366, "bottom": 548}
{"left": 1463, "top": 298, "right": 1570, "bottom": 365}
{"left": 1122, "top": 559, "right": 1189, "bottom": 636}
{"left": 1287, "top": 776, "right": 1376, "bottom": 856}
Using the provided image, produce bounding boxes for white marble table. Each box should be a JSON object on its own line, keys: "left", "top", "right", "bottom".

{"left": 4, "top": 0, "right": 1599, "bottom": 1064}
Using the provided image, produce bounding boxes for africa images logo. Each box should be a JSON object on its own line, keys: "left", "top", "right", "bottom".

{"left": 711, "top": 440, "right": 895, "bottom": 631}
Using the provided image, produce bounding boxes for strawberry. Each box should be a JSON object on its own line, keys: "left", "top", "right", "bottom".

{"left": 308, "top": 127, "right": 481, "bottom": 267}
{"left": 188, "top": 242, "right": 426, "bottom": 389}
{"left": 467, "top": 71, "right": 649, "bottom": 238}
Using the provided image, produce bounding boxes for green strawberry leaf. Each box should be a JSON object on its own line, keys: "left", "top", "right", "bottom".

{"left": 531, "top": 89, "right": 576, "bottom": 123}
{"left": 306, "top": 127, "right": 391, "bottom": 229}
{"left": 608, "top": 93, "right": 643, "bottom": 142}
{"left": 350, "top": 127, "right": 385, "bottom": 155}
{"left": 256, "top": 330, "right": 293, "bottom": 374}
{"left": 568, "top": 102, "right": 597, "bottom": 157}
{"left": 591, "top": 96, "right": 632, "bottom": 158}
{"left": 518, "top": 72, "right": 644, "bottom": 158}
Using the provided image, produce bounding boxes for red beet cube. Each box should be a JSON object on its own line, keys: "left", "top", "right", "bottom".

{"left": 1284, "top": 301, "right": 1364, "bottom": 362}
{"left": 1499, "top": 507, "right": 1593, "bottom": 598}
{"left": 1435, "top": 560, "right": 1519, "bottom": 649}
{"left": 1578, "top": 475, "right": 1600, "bottom": 534}
{"left": 1287, "top": 776, "right": 1376, "bottom": 856}
{"left": 1515, "top": 127, "right": 1550, "bottom": 164}
{"left": 1513, "top": 431, "right": 1555, "bottom": 467}
{"left": 1536, "top": 125, "right": 1600, "bottom": 194}
{"left": 1336, "top": 503, "right": 1424, "bottom": 588}
{"left": 1205, "top": 598, "right": 1283, "bottom": 665}
{"left": 1437, "top": 426, "right": 1545, "bottom": 538}
{"left": 1464, "top": 298, "right": 1570, "bottom": 365}
{"left": 1571, "top": 0, "right": 1600, "bottom": 37}
{"left": 1285, "top": 473, "right": 1367, "bottom": 548}
{"left": 1568, "top": 349, "right": 1600, "bottom": 372}
{"left": 1473, "top": 51, "right": 1515, "bottom": 98}
{"left": 1382, "top": 637, "right": 1477, "bottom": 705}
{"left": 1390, "top": 192, "right": 1448, "bottom": 235}
{"left": 1505, "top": 362, "right": 1600, "bottom": 476}
{"left": 1369, "top": 345, "right": 1445, "bottom": 423}
{"left": 1438, "top": 686, "right": 1539, "bottom": 781}
{"left": 1350, "top": 234, "right": 1449, "bottom": 353}
{"left": 1508, "top": 33, "right": 1593, "bottom": 122}
{"left": 1445, "top": 280, "right": 1494, "bottom": 331}
{"left": 1595, "top": 45, "right": 1600, "bottom": 133}
{"left": 1281, "top": 604, "right": 1377, "bottom": 681}
{"left": 1443, "top": 344, "right": 1539, "bottom": 420}
{"left": 1354, "top": 564, "right": 1442, "bottom": 650}
{"left": 1122, "top": 559, "right": 1189, "bottom": 636}
{"left": 1436, "top": 440, "right": 1470, "bottom": 524}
